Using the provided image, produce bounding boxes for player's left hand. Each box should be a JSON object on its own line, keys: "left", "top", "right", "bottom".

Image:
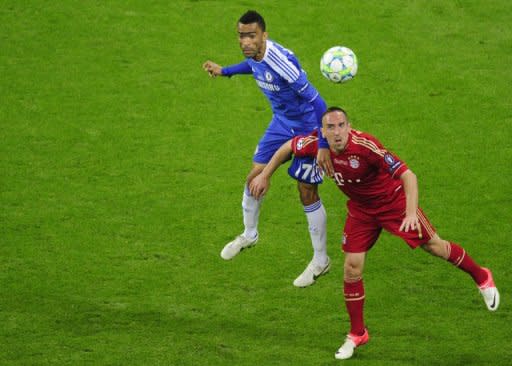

{"left": 399, "top": 214, "right": 422, "bottom": 239}
{"left": 249, "top": 174, "right": 270, "bottom": 200}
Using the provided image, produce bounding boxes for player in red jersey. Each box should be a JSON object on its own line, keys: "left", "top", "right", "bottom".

{"left": 249, "top": 106, "right": 500, "bottom": 360}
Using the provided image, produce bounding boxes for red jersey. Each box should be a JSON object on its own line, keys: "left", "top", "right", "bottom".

{"left": 292, "top": 130, "right": 409, "bottom": 211}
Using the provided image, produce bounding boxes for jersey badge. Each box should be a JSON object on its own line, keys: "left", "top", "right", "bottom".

{"left": 384, "top": 153, "right": 395, "bottom": 166}
{"left": 265, "top": 71, "right": 273, "bottom": 82}
{"left": 295, "top": 136, "right": 316, "bottom": 151}
{"left": 348, "top": 155, "right": 360, "bottom": 169}
{"left": 384, "top": 153, "right": 402, "bottom": 173}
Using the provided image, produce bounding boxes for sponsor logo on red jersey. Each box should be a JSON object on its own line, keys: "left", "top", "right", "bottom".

{"left": 334, "top": 158, "right": 348, "bottom": 166}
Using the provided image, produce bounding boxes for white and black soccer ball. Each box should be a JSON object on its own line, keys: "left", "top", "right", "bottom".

{"left": 320, "top": 46, "right": 358, "bottom": 83}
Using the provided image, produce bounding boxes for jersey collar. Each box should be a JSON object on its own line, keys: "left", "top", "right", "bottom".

{"left": 254, "top": 40, "right": 272, "bottom": 63}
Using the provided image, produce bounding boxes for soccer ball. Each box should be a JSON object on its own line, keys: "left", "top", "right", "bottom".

{"left": 320, "top": 46, "right": 358, "bottom": 83}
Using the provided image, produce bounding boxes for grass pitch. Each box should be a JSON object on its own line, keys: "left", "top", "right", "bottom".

{"left": 1, "top": 1, "right": 511, "bottom": 365}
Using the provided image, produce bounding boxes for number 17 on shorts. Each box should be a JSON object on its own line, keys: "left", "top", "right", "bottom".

{"left": 288, "top": 157, "right": 324, "bottom": 184}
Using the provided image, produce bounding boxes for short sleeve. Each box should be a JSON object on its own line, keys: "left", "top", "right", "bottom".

{"left": 291, "top": 134, "right": 319, "bottom": 157}
{"left": 362, "top": 135, "right": 408, "bottom": 179}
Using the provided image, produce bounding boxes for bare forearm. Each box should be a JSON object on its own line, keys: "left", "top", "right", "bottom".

{"left": 260, "top": 141, "right": 293, "bottom": 178}
{"left": 400, "top": 169, "right": 418, "bottom": 216}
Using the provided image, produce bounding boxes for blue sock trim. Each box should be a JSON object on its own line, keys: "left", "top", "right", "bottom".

{"left": 304, "top": 200, "right": 322, "bottom": 213}
{"left": 244, "top": 184, "right": 252, "bottom": 197}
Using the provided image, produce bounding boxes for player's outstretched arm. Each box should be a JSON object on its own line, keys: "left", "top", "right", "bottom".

{"left": 203, "top": 60, "right": 252, "bottom": 78}
{"left": 399, "top": 169, "right": 421, "bottom": 235}
{"left": 202, "top": 60, "right": 223, "bottom": 77}
{"left": 249, "top": 140, "right": 293, "bottom": 199}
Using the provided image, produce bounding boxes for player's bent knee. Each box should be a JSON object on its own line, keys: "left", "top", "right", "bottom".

{"left": 344, "top": 261, "right": 363, "bottom": 281}
{"left": 421, "top": 237, "right": 449, "bottom": 259}
{"left": 344, "top": 252, "right": 365, "bottom": 281}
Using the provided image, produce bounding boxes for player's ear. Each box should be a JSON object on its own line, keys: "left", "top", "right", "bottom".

{"left": 262, "top": 31, "right": 268, "bottom": 41}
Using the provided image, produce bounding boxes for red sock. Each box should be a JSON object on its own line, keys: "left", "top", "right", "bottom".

{"left": 344, "top": 279, "right": 365, "bottom": 336}
{"left": 447, "top": 242, "right": 487, "bottom": 285}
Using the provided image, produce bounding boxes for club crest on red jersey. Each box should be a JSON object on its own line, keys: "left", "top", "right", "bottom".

{"left": 348, "top": 155, "right": 360, "bottom": 169}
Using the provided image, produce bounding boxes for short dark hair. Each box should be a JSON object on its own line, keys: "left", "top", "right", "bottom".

{"left": 239, "top": 10, "right": 266, "bottom": 31}
{"left": 322, "top": 106, "right": 348, "bottom": 120}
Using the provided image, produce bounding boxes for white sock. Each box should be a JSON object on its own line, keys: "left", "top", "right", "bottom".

{"left": 242, "top": 185, "right": 261, "bottom": 240}
{"left": 304, "top": 200, "right": 328, "bottom": 266}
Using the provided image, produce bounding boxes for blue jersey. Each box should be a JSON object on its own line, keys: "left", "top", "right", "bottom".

{"left": 220, "top": 40, "right": 327, "bottom": 181}
{"left": 248, "top": 40, "right": 320, "bottom": 120}
{"left": 223, "top": 40, "right": 324, "bottom": 125}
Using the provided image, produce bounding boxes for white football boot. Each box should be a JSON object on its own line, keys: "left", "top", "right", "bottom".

{"left": 220, "top": 234, "right": 258, "bottom": 260}
{"left": 478, "top": 267, "right": 500, "bottom": 311}
{"left": 293, "top": 257, "right": 330, "bottom": 287}
{"left": 335, "top": 328, "right": 369, "bottom": 360}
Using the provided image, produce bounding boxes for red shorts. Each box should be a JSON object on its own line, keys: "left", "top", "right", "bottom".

{"left": 341, "top": 198, "right": 436, "bottom": 253}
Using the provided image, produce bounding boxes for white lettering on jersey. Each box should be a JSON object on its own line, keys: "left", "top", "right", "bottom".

{"left": 333, "top": 172, "right": 345, "bottom": 186}
{"left": 256, "top": 79, "right": 281, "bottom": 92}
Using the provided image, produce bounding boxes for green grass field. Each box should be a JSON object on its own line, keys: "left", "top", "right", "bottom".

{"left": 1, "top": 1, "right": 511, "bottom": 364}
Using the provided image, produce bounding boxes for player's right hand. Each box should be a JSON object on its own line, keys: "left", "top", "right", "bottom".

{"left": 317, "top": 148, "right": 334, "bottom": 177}
{"left": 399, "top": 213, "right": 422, "bottom": 239}
{"left": 202, "top": 60, "right": 222, "bottom": 77}
{"left": 249, "top": 174, "right": 270, "bottom": 200}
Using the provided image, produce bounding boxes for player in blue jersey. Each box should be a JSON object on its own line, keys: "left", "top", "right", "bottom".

{"left": 203, "top": 10, "right": 331, "bottom": 287}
